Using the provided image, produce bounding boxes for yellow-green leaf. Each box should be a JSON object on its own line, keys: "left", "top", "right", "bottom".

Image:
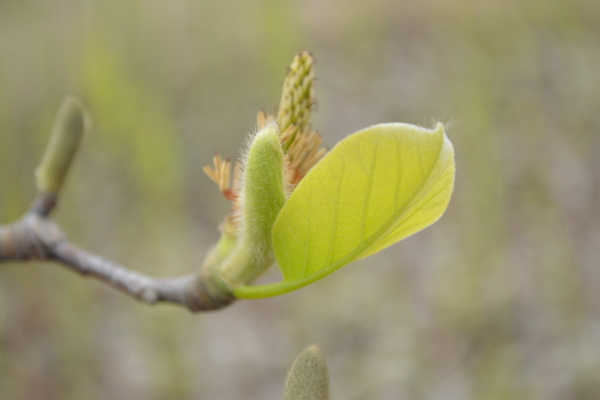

{"left": 233, "top": 122, "right": 455, "bottom": 299}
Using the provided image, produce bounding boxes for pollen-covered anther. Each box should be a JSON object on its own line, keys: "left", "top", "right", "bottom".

{"left": 280, "top": 125, "right": 300, "bottom": 149}
{"left": 285, "top": 129, "right": 327, "bottom": 186}
{"left": 256, "top": 110, "right": 269, "bottom": 130}
{"left": 203, "top": 154, "right": 237, "bottom": 201}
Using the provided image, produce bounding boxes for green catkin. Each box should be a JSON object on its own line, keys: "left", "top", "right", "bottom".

{"left": 277, "top": 51, "right": 315, "bottom": 150}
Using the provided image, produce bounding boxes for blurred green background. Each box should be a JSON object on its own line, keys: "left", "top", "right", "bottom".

{"left": 1, "top": 0, "right": 599, "bottom": 399}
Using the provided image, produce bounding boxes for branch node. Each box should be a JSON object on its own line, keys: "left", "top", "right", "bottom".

{"left": 141, "top": 288, "right": 159, "bottom": 304}
{"left": 28, "top": 214, "right": 65, "bottom": 249}
{"left": 29, "top": 193, "right": 58, "bottom": 217}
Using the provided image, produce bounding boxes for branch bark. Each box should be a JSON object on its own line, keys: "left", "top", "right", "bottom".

{"left": 0, "top": 194, "right": 235, "bottom": 312}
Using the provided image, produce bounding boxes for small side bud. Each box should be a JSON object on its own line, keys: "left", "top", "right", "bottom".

{"left": 219, "top": 123, "right": 287, "bottom": 286}
{"left": 284, "top": 345, "right": 330, "bottom": 400}
{"left": 35, "top": 96, "right": 88, "bottom": 195}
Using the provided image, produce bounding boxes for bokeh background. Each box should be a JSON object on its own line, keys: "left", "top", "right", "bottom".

{"left": 1, "top": 0, "right": 599, "bottom": 399}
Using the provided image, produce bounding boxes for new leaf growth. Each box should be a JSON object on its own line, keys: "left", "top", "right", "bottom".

{"left": 204, "top": 51, "right": 456, "bottom": 300}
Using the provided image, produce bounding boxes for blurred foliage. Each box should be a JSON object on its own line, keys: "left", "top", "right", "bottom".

{"left": 1, "top": 0, "right": 599, "bottom": 399}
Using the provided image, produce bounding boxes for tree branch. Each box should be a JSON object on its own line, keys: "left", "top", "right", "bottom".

{"left": 0, "top": 97, "right": 236, "bottom": 313}
{"left": 0, "top": 195, "right": 236, "bottom": 312}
